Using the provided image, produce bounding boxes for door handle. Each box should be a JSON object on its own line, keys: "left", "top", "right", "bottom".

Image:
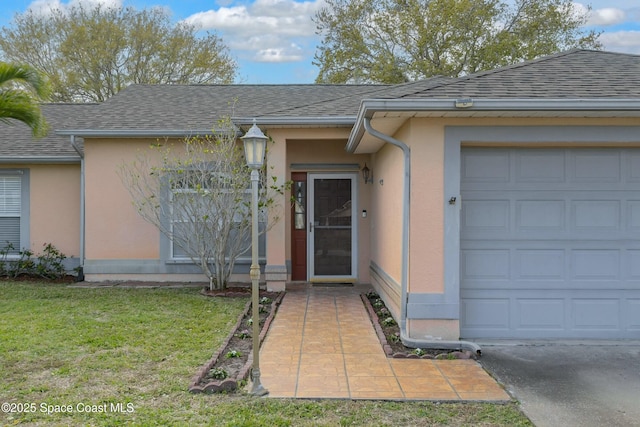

{"left": 309, "top": 222, "right": 313, "bottom": 232}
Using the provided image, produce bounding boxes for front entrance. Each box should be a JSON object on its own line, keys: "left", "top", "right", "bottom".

{"left": 291, "top": 173, "right": 357, "bottom": 282}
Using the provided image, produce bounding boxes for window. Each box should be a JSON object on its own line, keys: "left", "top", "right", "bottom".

{"left": 0, "top": 172, "right": 26, "bottom": 254}
{"left": 167, "top": 169, "right": 258, "bottom": 260}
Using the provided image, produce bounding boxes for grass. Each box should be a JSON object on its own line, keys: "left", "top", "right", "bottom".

{"left": 0, "top": 282, "right": 532, "bottom": 426}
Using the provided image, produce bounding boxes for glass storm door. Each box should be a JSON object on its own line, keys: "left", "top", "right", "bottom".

{"left": 308, "top": 174, "right": 357, "bottom": 281}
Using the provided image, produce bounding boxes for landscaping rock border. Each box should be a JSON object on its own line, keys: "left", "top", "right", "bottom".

{"left": 361, "top": 293, "right": 476, "bottom": 360}
{"left": 189, "top": 292, "right": 284, "bottom": 393}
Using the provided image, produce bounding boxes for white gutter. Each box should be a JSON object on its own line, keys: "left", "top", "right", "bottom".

{"left": 353, "top": 97, "right": 640, "bottom": 112}
{"left": 362, "top": 118, "right": 411, "bottom": 335}
{"left": 232, "top": 116, "right": 356, "bottom": 126}
{"left": 56, "top": 117, "right": 358, "bottom": 138}
{"left": 348, "top": 98, "right": 640, "bottom": 152}
{"left": 0, "top": 156, "right": 80, "bottom": 164}
{"left": 57, "top": 130, "right": 221, "bottom": 138}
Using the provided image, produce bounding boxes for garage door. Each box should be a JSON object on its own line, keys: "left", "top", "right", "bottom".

{"left": 460, "top": 147, "right": 640, "bottom": 339}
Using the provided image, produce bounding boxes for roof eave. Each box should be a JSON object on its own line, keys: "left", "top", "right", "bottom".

{"left": 0, "top": 156, "right": 81, "bottom": 164}
{"left": 347, "top": 98, "right": 640, "bottom": 152}
{"left": 55, "top": 129, "right": 223, "bottom": 138}
{"left": 56, "top": 117, "right": 357, "bottom": 138}
{"left": 232, "top": 116, "right": 356, "bottom": 127}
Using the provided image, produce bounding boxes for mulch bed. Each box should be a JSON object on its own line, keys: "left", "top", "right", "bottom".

{"left": 362, "top": 291, "right": 477, "bottom": 360}
{"left": 189, "top": 288, "right": 283, "bottom": 394}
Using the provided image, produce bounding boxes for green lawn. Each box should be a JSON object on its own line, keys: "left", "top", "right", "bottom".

{"left": 0, "top": 282, "right": 531, "bottom": 426}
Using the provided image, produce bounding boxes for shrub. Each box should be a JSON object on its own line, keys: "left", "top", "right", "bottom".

{"left": 209, "top": 367, "right": 228, "bottom": 380}
{"left": 382, "top": 317, "right": 396, "bottom": 327}
{"left": 225, "top": 350, "right": 242, "bottom": 359}
{"left": 234, "top": 329, "right": 251, "bottom": 339}
{"left": 0, "top": 242, "right": 68, "bottom": 279}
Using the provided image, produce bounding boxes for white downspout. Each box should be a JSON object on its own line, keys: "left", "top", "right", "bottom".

{"left": 69, "top": 135, "right": 85, "bottom": 280}
{"left": 363, "top": 118, "right": 411, "bottom": 336}
{"left": 363, "top": 118, "right": 481, "bottom": 356}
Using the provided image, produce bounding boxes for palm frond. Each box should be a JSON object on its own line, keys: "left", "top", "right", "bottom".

{"left": 0, "top": 62, "right": 49, "bottom": 137}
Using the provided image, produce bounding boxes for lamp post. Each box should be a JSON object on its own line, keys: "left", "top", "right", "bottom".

{"left": 241, "top": 120, "right": 268, "bottom": 396}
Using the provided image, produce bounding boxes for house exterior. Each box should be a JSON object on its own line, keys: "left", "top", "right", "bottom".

{"left": 2, "top": 49, "right": 639, "bottom": 341}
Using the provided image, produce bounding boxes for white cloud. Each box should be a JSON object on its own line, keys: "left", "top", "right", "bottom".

{"left": 183, "top": 0, "right": 325, "bottom": 63}
{"left": 599, "top": 30, "right": 640, "bottom": 54}
{"left": 28, "top": 0, "right": 122, "bottom": 15}
{"left": 255, "top": 44, "right": 305, "bottom": 62}
{"left": 572, "top": 3, "right": 626, "bottom": 26}
{"left": 589, "top": 8, "right": 627, "bottom": 26}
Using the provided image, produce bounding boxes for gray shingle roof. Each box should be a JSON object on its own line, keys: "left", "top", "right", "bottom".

{"left": 400, "top": 50, "right": 640, "bottom": 99}
{"left": 88, "top": 84, "right": 391, "bottom": 130}
{"left": 0, "top": 103, "right": 96, "bottom": 160}
{"left": 2, "top": 49, "right": 639, "bottom": 158}
{"left": 273, "top": 77, "right": 453, "bottom": 117}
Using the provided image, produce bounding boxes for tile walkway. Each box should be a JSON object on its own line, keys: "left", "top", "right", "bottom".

{"left": 259, "top": 284, "right": 510, "bottom": 401}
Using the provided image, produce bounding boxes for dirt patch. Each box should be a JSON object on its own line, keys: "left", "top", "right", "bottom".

{"left": 362, "top": 291, "right": 477, "bottom": 360}
{"left": 189, "top": 288, "right": 283, "bottom": 393}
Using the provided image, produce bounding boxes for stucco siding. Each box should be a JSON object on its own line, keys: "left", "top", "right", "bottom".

{"left": 29, "top": 164, "right": 81, "bottom": 257}
{"left": 369, "top": 139, "right": 404, "bottom": 312}
{"left": 407, "top": 120, "right": 445, "bottom": 294}
{"left": 84, "top": 139, "right": 160, "bottom": 260}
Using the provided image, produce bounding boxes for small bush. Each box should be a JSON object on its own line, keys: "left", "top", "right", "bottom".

{"left": 234, "top": 329, "right": 251, "bottom": 339}
{"left": 382, "top": 317, "right": 396, "bottom": 327}
{"left": 411, "top": 348, "right": 426, "bottom": 356}
{"left": 209, "top": 367, "right": 228, "bottom": 380}
{"left": 0, "top": 242, "right": 68, "bottom": 280}
{"left": 388, "top": 332, "right": 401, "bottom": 343}
{"left": 225, "top": 350, "right": 242, "bottom": 359}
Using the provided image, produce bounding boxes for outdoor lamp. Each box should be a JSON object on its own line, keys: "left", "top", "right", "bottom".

{"left": 362, "top": 163, "right": 373, "bottom": 184}
{"left": 241, "top": 120, "right": 267, "bottom": 169}
{"left": 241, "top": 120, "right": 269, "bottom": 397}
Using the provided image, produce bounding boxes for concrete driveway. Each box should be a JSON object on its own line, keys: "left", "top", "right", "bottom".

{"left": 478, "top": 341, "right": 640, "bottom": 427}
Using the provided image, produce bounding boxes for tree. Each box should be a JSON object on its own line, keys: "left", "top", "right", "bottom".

{"left": 0, "top": 4, "right": 236, "bottom": 102}
{"left": 0, "top": 62, "right": 49, "bottom": 137}
{"left": 313, "top": 0, "right": 602, "bottom": 83}
{"left": 119, "top": 118, "right": 285, "bottom": 291}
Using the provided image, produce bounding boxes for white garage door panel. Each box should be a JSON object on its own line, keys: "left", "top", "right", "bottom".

{"left": 462, "top": 290, "right": 631, "bottom": 338}
{"left": 516, "top": 299, "right": 565, "bottom": 329}
{"left": 627, "top": 300, "right": 640, "bottom": 329}
{"left": 460, "top": 148, "right": 640, "bottom": 339}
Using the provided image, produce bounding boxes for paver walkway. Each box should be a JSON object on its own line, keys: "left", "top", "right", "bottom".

{"left": 259, "top": 284, "right": 510, "bottom": 400}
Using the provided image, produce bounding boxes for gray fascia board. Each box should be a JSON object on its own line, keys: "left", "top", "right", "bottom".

{"left": 347, "top": 98, "right": 640, "bottom": 152}
{"left": 232, "top": 116, "right": 356, "bottom": 126}
{"left": 56, "top": 117, "right": 357, "bottom": 138}
{"left": 56, "top": 129, "right": 223, "bottom": 138}
{"left": 359, "top": 98, "right": 640, "bottom": 112}
{"left": 0, "top": 156, "right": 81, "bottom": 164}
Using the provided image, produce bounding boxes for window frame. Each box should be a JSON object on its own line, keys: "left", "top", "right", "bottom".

{"left": 0, "top": 169, "right": 30, "bottom": 256}
{"left": 164, "top": 168, "right": 263, "bottom": 262}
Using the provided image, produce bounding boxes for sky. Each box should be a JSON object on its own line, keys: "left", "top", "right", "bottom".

{"left": 1, "top": 0, "right": 639, "bottom": 84}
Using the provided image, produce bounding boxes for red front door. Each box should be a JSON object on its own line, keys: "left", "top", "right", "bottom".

{"left": 290, "top": 172, "right": 307, "bottom": 281}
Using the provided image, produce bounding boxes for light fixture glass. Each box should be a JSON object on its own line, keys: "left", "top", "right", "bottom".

{"left": 241, "top": 120, "right": 268, "bottom": 169}
{"left": 362, "top": 163, "right": 372, "bottom": 184}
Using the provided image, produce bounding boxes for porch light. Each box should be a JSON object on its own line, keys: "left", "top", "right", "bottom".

{"left": 362, "top": 163, "right": 373, "bottom": 184}
{"left": 241, "top": 120, "right": 268, "bottom": 397}
{"left": 241, "top": 120, "right": 268, "bottom": 169}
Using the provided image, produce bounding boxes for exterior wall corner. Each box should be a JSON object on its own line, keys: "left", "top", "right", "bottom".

{"left": 264, "top": 264, "right": 287, "bottom": 292}
{"left": 407, "top": 319, "right": 460, "bottom": 341}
